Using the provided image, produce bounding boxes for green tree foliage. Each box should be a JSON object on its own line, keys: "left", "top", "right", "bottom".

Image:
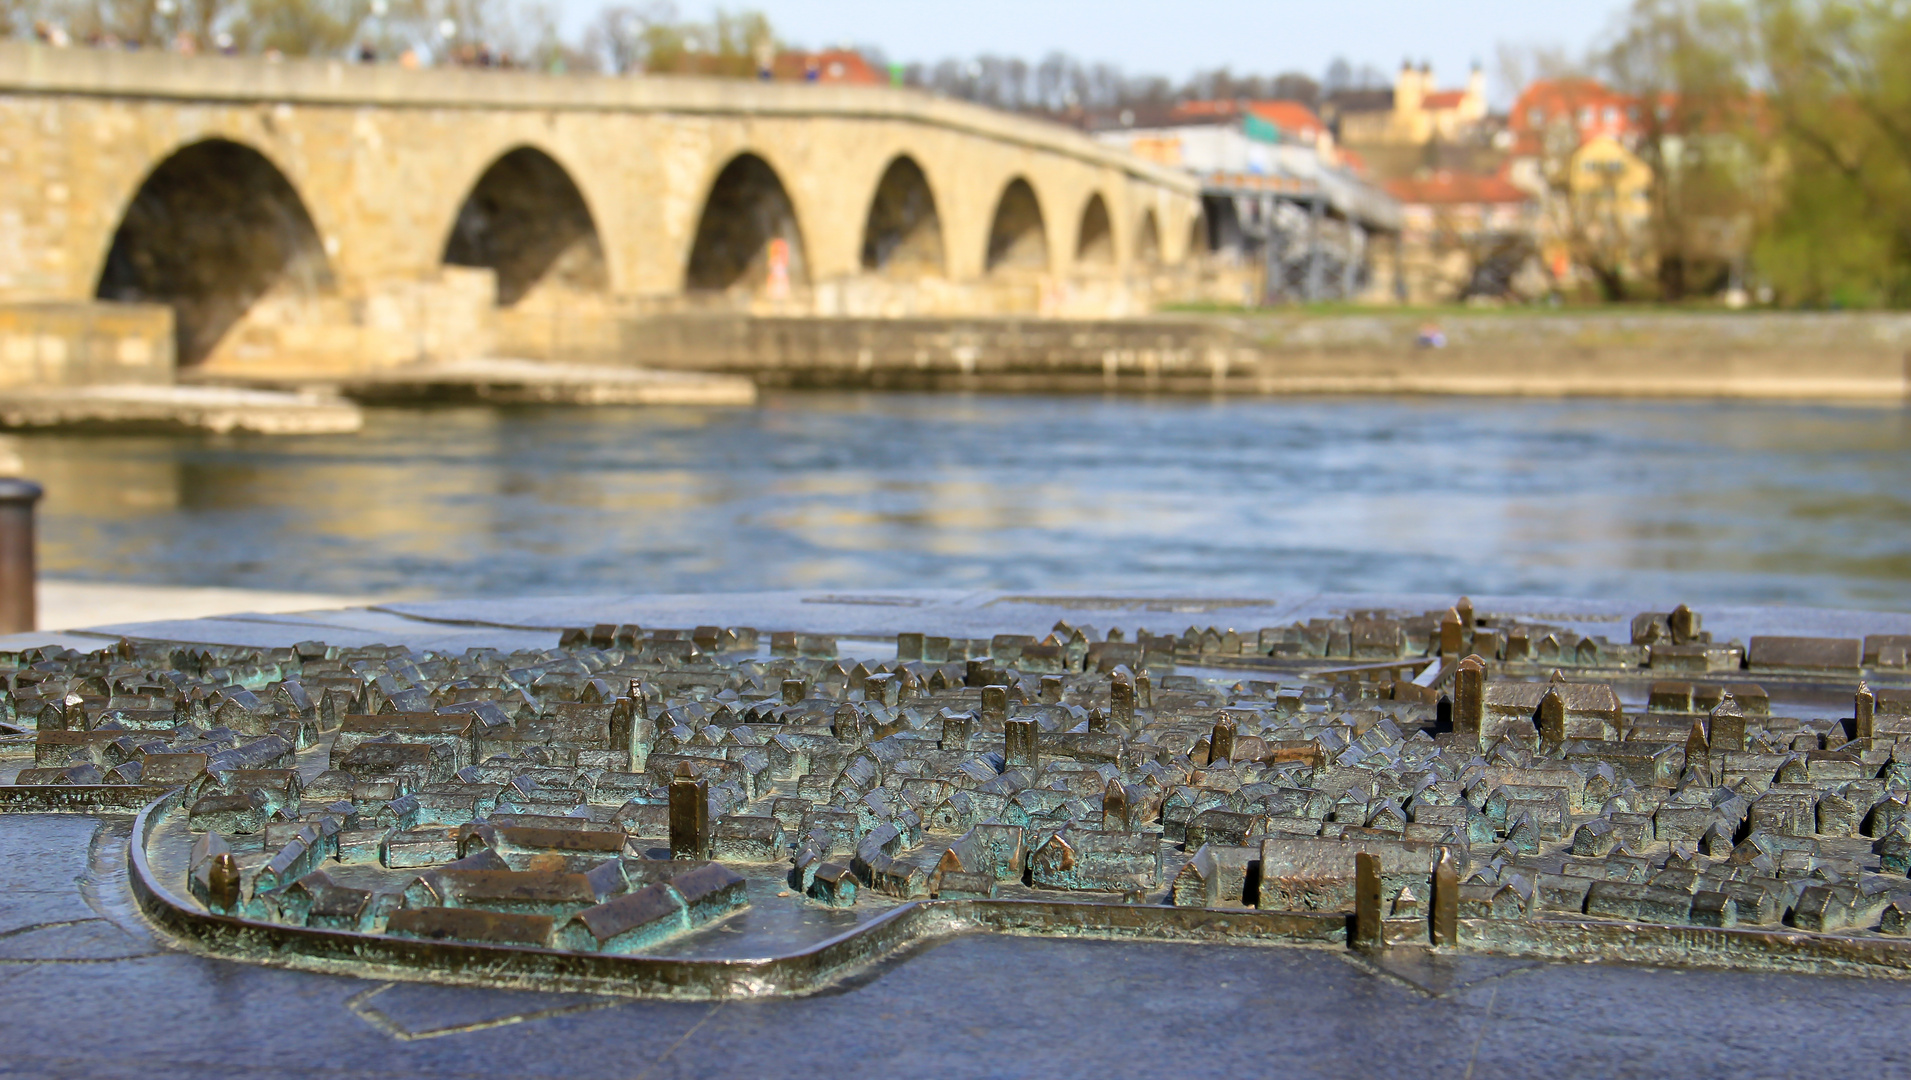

{"left": 235, "top": 0, "right": 365, "bottom": 55}
{"left": 45, "top": 0, "right": 347, "bottom": 50}
{"left": 1542, "top": 0, "right": 1911, "bottom": 306}
{"left": 60, "top": 0, "right": 176, "bottom": 46}
{"left": 419, "top": 0, "right": 536, "bottom": 59}
{"left": 644, "top": 7, "right": 773, "bottom": 76}
{"left": 1603, "top": 0, "right": 1763, "bottom": 301}
{"left": 581, "top": 3, "right": 771, "bottom": 76}
{"left": 1753, "top": 0, "right": 1911, "bottom": 306}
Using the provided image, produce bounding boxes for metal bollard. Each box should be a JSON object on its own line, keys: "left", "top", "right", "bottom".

{"left": 0, "top": 478, "right": 42, "bottom": 635}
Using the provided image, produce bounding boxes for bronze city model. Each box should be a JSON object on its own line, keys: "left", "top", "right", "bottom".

{"left": 7, "top": 599, "right": 1911, "bottom": 997}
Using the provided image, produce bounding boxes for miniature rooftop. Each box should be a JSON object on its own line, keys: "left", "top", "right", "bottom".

{"left": 11, "top": 586, "right": 1911, "bottom": 997}
{"left": 10, "top": 589, "right": 1911, "bottom": 1074}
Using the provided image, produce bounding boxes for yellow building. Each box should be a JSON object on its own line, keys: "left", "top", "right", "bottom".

{"left": 1332, "top": 62, "right": 1489, "bottom": 148}
{"left": 1509, "top": 133, "right": 1654, "bottom": 287}
{"left": 1568, "top": 137, "right": 1652, "bottom": 219}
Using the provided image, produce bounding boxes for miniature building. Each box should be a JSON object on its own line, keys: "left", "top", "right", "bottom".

{"left": 9, "top": 597, "right": 1911, "bottom": 987}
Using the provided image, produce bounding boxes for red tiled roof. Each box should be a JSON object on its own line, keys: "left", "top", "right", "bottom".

{"left": 1245, "top": 100, "right": 1327, "bottom": 140}
{"left": 1422, "top": 89, "right": 1468, "bottom": 110}
{"left": 1510, "top": 78, "right": 1764, "bottom": 151}
{"left": 1173, "top": 99, "right": 1238, "bottom": 117}
{"left": 1503, "top": 78, "right": 1643, "bottom": 155}
{"left": 1509, "top": 79, "right": 1634, "bottom": 133}
{"left": 771, "top": 49, "right": 881, "bottom": 84}
{"left": 1385, "top": 171, "right": 1529, "bottom": 206}
{"left": 1173, "top": 98, "right": 1326, "bottom": 140}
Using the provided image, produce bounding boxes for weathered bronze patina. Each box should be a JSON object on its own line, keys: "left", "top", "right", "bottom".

{"left": 10, "top": 599, "right": 1911, "bottom": 997}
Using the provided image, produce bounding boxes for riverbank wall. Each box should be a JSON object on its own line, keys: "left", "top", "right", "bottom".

{"left": 0, "top": 303, "right": 367, "bottom": 433}
{"left": 9, "top": 302, "right": 1909, "bottom": 403}
{"left": 504, "top": 310, "right": 1911, "bottom": 401}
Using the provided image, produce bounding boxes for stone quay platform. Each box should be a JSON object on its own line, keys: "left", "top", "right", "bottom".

{"left": 5, "top": 589, "right": 1911, "bottom": 1079}
{"left": 33, "top": 579, "right": 379, "bottom": 634}
{"left": 0, "top": 384, "right": 365, "bottom": 435}
{"left": 187, "top": 357, "right": 759, "bottom": 408}
{"left": 523, "top": 311, "right": 1911, "bottom": 403}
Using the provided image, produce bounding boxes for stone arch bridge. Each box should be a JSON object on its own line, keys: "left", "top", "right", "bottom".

{"left": 0, "top": 43, "right": 1203, "bottom": 374}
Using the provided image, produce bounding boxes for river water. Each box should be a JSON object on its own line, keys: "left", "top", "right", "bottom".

{"left": 15, "top": 393, "right": 1911, "bottom": 610}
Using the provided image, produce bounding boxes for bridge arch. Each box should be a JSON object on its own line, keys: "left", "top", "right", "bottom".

{"left": 1188, "top": 209, "right": 1212, "bottom": 260}
{"left": 95, "top": 137, "right": 332, "bottom": 366}
{"left": 984, "top": 177, "right": 1048, "bottom": 274}
{"left": 442, "top": 145, "right": 607, "bottom": 307}
{"left": 1076, "top": 192, "right": 1114, "bottom": 267}
{"left": 860, "top": 156, "right": 945, "bottom": 278}
{"left": 686, "top": 152, "right": 808, "bottom": 295}
{"left": 1135, "top": 208, "right": 1162, "bottom": 265}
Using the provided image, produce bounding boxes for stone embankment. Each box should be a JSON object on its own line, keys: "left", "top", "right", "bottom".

{"left": 0, "top": 306, "right": 754, "bottom": 431}
{"left": 194, "top": 356, "right": 758, "bottom": 407}
{"left": 6, "top": 303, "right": 1906, "bottom": 423}
{"left": 0, "top": 302, "right": 365, "bottom": 433}
{"left": 0, "top": 384, "right": 363, "bottom": 434}
{"left": 515, "top": 310, "right": 1911, "bottom": 402}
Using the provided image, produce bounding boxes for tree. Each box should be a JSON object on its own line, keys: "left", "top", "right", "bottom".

{"left": 623, "top": 6, "right": 772, "bottom": 77}
{"left": 63, "top": 0, "right": 174, "bottom": 45}
{"left": 235, "top": 0, "right": 366, "bottom": 55}
{"left": 904, "top": 49, "right": 1339, "bottom": 119}
{"left": 1752, "top": 0, "right": 1911, "bottom": 306}
{"left": 582, "top": 5, "right": 647, "bottom": 73}
{"left": 1524, "top": 103, "right": 1655, "bottom": 301}
{"left": 1497, "top": 45, "right": 1644, "bottom": 300}
{"left": 1270, "top": 72, "right": 1321, "bottom": 110}
{"left": 1323, "top": 57, "right": 1354, "bottom": 95}
{"left": 1602, "top": 0, "right": 1762, "bottom": 300}
{"left": 1494, "top": 42, "right": 1579, "bottom": 104}
{"left": 2, "top": 0, "right": 40, "bottom": 37}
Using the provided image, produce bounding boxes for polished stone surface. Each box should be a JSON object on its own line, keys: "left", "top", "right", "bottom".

{"left": 5, "top": 812, "right": 1910, "bottom": 1079}
{"left": 17, "top": 585, "right": 1911, "bottom": 654}
{"left": 36, "top": 579, "right": 373, "bottom": 632}
{"left": 10, "top": 589, "right": 1911, "bottom": 1078}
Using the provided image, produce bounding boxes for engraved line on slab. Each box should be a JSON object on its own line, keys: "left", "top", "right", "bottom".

{"left": 343, "top": 982, "right": 626, "bottom": 1042}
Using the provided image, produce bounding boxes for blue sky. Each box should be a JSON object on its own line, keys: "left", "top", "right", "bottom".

{"left": 598, "top": 0, "right": 1636, "bottom": 102}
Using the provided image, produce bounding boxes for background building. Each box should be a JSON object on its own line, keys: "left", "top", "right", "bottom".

{"left": 771, "top": 48, "right": 883, "bottom": 84}
{"left": 1385, "top": 170, "right": 1542, "bottom": 304}
{"left": 1331, "top": 61, "right": 1489, "bottom": 148}
{"left": 1323, "top": 61, "right": 1502, "bottom": 184}
{"left": 1504, "top": 78, "right": 1658, "bottom": 298}
{"left": 1093, "top": 99, "right": 1401, "bottom": 303}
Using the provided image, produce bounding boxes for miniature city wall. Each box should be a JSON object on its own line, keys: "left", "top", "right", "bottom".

{"left": 10, "top": 592, "right": 1911, "bottom": 998}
